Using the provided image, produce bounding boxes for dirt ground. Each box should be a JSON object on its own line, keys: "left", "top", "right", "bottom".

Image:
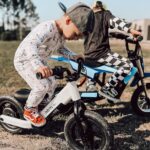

{"left": 0, "top": 90, "right": 150, "bottom": 150}
{"left": 0, "top": 40, "right": 150, "bottom": 150}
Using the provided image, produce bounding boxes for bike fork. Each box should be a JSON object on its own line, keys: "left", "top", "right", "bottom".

{"left": 74, "top": 101, "right": 93, "bottom": 150}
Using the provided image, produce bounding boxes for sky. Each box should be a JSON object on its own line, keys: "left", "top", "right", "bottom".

{"left": 33, "top": 0, "right": 150, "bottom": 22}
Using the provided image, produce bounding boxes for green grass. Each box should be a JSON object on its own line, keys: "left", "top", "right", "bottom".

{"left": 0, "top": 40, "right": 149, "bottom": 95}
{"left": 0, "top": 41, "right": 26, "bottom": 94}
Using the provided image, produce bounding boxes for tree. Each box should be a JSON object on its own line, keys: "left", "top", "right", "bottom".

{"left": 0, "top": 0, "right": 39, "bottom": 40}
{"left": 12, "top": 0, "right": 39, "bottom": 40}
{"left": 0, "top": 0, "right": 9, "bottom": 30}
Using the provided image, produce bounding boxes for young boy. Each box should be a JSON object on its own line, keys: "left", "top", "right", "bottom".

{"left": 14, "top": 2, "right": 94, "bottom": 127}
{"left": 84, "top": 1, "right": 141, "bottom": 101}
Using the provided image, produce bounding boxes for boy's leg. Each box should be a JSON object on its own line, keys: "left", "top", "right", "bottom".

{"left": 41, "top": 76, "right": 57, "bottom": 104}
{"left": 15, "top": 63, "right": 56, "bottom": 126}
{"left": 19, "top": 70, "right": 55, "bottom": 107}
{"left": 97, "top": 52, "right": 133, "bottom": 98}
{"left": 106, "top": 52, "right": 133, "bottom": 87}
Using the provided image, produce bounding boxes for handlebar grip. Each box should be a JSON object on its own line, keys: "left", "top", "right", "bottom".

{"left": 36, "top": 67, "right": 61, "bottom": 80}
{"left": 126, "top": 35, "right": 143, "bottom": 43}
{"left": 136, "top": 35, "right": 143, "bottom": 42}
{"left": 36, "top": 72, "right": 43, "bottom": 79}
{"left": 36, "top": 67, "right": 71, "bottom": 80}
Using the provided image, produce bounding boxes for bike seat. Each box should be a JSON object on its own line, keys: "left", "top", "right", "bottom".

{"left": 14, "top": 88, "right": 30, "bottom": 102}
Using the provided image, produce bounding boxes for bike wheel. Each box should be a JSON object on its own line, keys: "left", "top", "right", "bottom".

{"left": 131, "top": 83, "right": 150, "bottom": 116}
{"left": 0, "top": 96, "right": 24, "bottom": 133}
{"left": 64, "top": 110, "right": 113, "bottom": 150}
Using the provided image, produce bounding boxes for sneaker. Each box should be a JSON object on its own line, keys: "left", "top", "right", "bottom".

{"left": 40, "top": 94, "right": 52, "bottom": 105}
{"left": 41, "top": 98, "right": 51, "bottom": 105}
{"left": 24, "top": 107, "right": 46, "bottom": 127}
{"left": 101, "top": 86, "right": 118, "bottom": 98}
{"left": 99, "top": 86, "right": 119, "bottom": 103}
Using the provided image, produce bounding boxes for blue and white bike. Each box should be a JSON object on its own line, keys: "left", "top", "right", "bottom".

{"left": 50, "top": 33, "right": 150, "bottom": 116}
{"left": 0, "top": 59, "right": 113, "bottom": 150}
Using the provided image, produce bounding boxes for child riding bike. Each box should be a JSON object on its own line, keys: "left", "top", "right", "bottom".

{"left": 84, "top": 1, "right": 141, "bottom": 101}
{"left": 14, "top": 2, "right": 94, "bottom": 127}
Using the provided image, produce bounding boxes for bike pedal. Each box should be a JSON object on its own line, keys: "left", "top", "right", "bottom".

{"left": 53, "top": 131, "right": 64, "bottom": 136}
{"left": 98, "top": 90, "right": 120, "bottom": 102}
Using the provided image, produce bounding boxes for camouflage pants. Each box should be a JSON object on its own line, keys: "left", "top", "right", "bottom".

{"left": 14, "top": 62, "right": 57, "bottom": 108}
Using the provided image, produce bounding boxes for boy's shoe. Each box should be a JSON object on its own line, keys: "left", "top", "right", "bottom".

{"left": 24, "top": 107, "right": 46, "bottom": 127}
{"left": 41, "top": 98, "right": 51, "bottom": 105}
{"left": 40, "top": 94, "right": 52, "bottom": 105}
{"left": 99, "top": 86, "right": 119, "bottom": 103}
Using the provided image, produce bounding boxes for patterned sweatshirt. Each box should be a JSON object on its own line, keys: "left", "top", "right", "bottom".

{"left": 14, "top": 20, "right": 72, "bottom": 71}
{"left": 84, "top": 10, "right": 130, "bottom": 60}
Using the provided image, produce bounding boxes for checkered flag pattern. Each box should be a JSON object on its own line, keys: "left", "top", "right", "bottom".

{"left": 110, "top": 17, "right": 130, "bottom": 33}
{"left": 98, "top": 52, "right": 133, "bottom": 88}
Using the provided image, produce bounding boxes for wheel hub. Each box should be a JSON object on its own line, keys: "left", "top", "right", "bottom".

{"left": 138, "top": 96, "right": 150, "bottom": 112}
{"left": 3, "top": 107, "right": 16, "bottom": 117}
{"left": 2, "top": 107, "right": 17, "bottom": 129}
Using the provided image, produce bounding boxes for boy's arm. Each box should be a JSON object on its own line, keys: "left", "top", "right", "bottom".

{"left": 26, "top": 42, "right": 44, "bottom": 71}
{"left": 25, "top": 23, "right": 52, "bottom": 71}
{"left": 26, "top": 39, "right": 53, "bottom": 78}
{"left": 57, "top": 46, "right": 76, "bottom": 58}
{"left": 57, "top": 46, "right": 83, "bottom": 60}
{"left": 109, "top": 16, "right": 130, "bottom": 33}
{"left": 108, "top": 11, "right": 141, "bottom": 36}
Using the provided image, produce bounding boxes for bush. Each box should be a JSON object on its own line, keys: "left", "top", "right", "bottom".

{"left": 0, "top": 29, "right": 31, "bottom": 41}
{"left": 0, "top": 30, "right": 17, "bottom": 41}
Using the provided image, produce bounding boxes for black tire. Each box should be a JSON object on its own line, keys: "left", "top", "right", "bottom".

{"left": 131, "top": 83, "right": 150, "bottom": 116}
{"left": 14, "top": 88, "right": 30, "bottom": 102}
{"left": 64, "top": 110, "right": 113, "bottom": 150}
{"left": 0, "top": 96, "right": 24, "bottom": 133}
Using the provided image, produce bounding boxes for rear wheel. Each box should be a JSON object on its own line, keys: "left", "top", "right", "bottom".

{"left": 131, "top": 83, "right": 150, "bottom": 116}
{"left": 0, "top": 96, "right": 24, "bottom": 133}
{"left": 64, "top": 110, "right": 113, "bottom": 150}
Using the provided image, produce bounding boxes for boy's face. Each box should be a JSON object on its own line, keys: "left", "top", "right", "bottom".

{"left": 62, "top": 16, "right": 82, "bottom": 40}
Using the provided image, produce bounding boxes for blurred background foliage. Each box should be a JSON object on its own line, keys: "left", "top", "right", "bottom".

{"left": 0, "top": 0, "right": 39, "bottom": 41}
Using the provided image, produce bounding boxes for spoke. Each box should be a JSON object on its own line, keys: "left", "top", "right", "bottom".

{"left": 139, "top": 101, "right": 146, "bottom": 109}
{"left": 138, "top": 95, "right": 150, "bottom": 112}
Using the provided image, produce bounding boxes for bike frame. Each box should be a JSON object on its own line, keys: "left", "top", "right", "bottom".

{"left": 124, "top": 39, "right": 150, "bottom": 101}
{"left": 49, "top": 36, "right": 150, "bottom": 101}
{"left": 50, "top": 55, "right": 137, "bottom": 83}
{"left": 0, "top": 81, "right": 81, "bottom": 129}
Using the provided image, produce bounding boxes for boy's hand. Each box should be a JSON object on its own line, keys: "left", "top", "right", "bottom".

{"left": 130, "top": 29, "right": 142, "bottom": 40}
{"left": 37, "top": 66, "right": 53, "bottom": 78}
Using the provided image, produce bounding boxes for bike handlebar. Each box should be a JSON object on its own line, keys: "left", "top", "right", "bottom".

{"left": 36, "top": 67, "right": 71, "bottom": 80}
{"left": 36, "top": 58, "right": 84, "bottom": 81}
{"left": 36, "top": 72, "right": 42, "bottom": 79}
{"left": 109, "top": 32, "right": 143, "bottom": 43}
{"left": 126, "top": 35, "right": 143, "bottom": 43}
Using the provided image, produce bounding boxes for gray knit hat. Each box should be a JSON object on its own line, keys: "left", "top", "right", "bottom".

{"left": 65, "top": 2, "right": 95, "bottom": 35}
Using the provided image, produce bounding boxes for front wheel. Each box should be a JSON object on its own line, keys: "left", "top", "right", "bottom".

{"left": 64, "top": 110, "right": 113, "bottom": 150}
{"left": 131, "top": 83, "right": 150, "bottom": 116}
{"left": 0, "top": 96, "right": 24, "bottom": 133}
